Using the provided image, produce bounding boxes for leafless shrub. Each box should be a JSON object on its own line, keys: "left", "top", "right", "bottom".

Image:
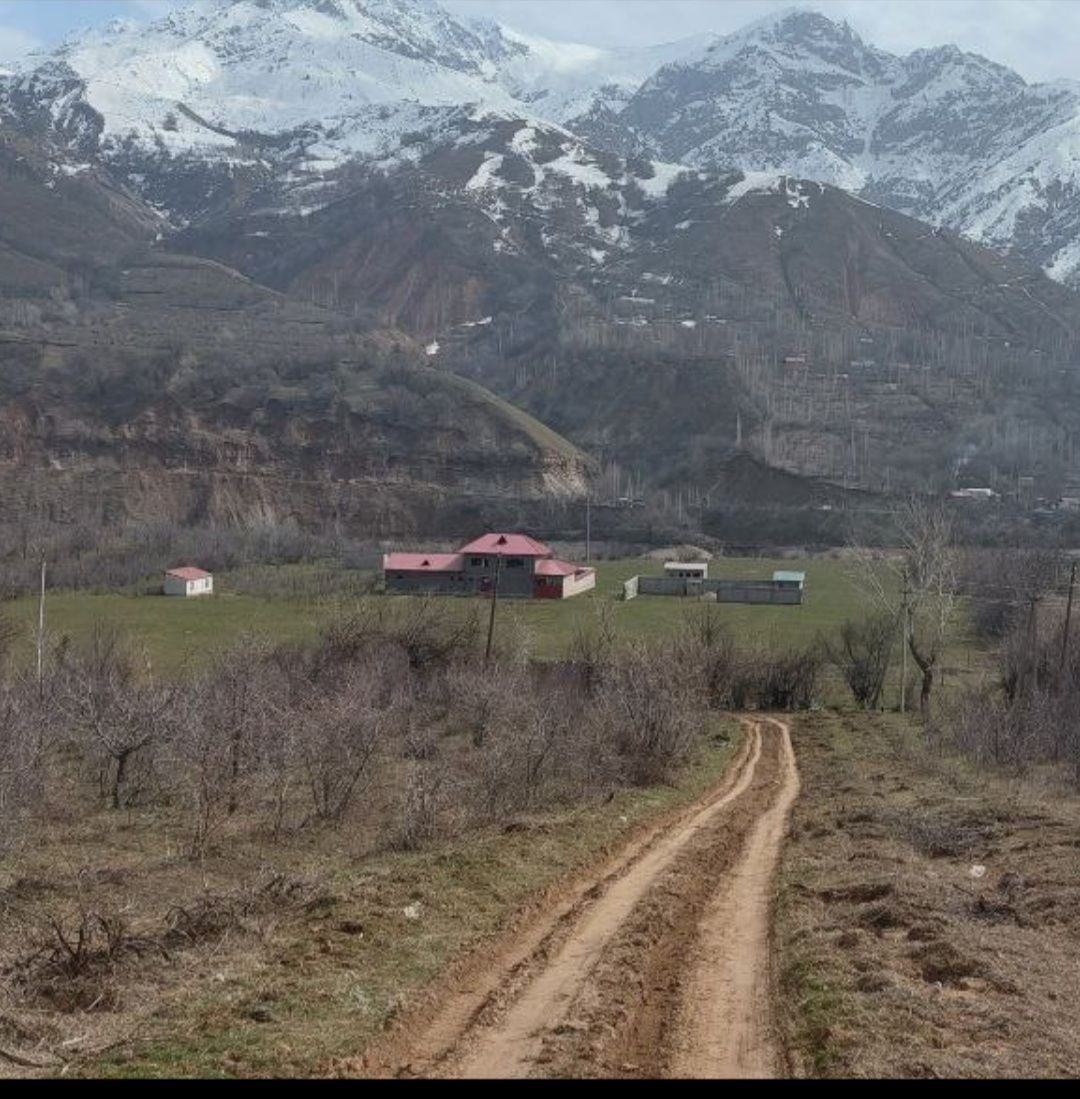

{"left": 831, "top": 613, "right": 896, "bottom": 709}
{"left": 5, "top": 909, "right": 167, "bottom": 1013}
{"left": 390, "top": 763, "right": 450, "bottom": 851}
{"left": 0, "top": 613, "right": 18, "bottom": 670}
{"left": 0, "top": 680, "right": 42, "bottom": 855}
{"left": 295, "top": 653, "right": 405, "bottom": 822}
{"left": 471, "top": 685, "right": 579, "bottom": 820}
{"left": 676, "top": 609, "right": 745, "bottom": 709}
{"left": 593, "top": 643, "right": 700, "bottom": 786}
{"left": 756, "top": 648, "right": 823, "bottom": 711}
{"left": 53, "top": 626, "right": 180, "bottom": 809}
{"left": 316, "top": 598, "right": 479, "bottom": 675}
{"left": 568, "top": 600, "right": 616, "bottom": 695}
{"left": 163, "top": 873, "right": 316, "bottom": 947}
{"left": 172, "top": 639, "right": 287, "bottom": 856}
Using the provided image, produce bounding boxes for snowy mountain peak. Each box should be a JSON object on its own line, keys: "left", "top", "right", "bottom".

{"left": 5, "top": 0, "right": 1080, "bottom": 284}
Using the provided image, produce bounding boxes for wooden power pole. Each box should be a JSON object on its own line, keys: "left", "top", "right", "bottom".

{"left": 484, "top": 555, "right": 502, "bottom": 665}
{"left": 899, "top": 572, "right": 909, "bottom": 715}
{"left": 1060, "top": 560, "right": 1077, "bottom": 680}
{"left": 36, "top": 559, "right": 46, "bottom": 702}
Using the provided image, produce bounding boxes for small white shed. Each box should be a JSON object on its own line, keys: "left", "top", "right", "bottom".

{"left": 665, "top": 561, "right": 708, "bottom": 580}
{"left": 164, "top": 566, "right": 213, "bottom": 597}
{"left": 772, "top": 570, "right": 806, "bottom": 591}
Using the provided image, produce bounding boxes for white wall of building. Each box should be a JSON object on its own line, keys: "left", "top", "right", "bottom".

{"left": 164, "top": 574, "right": 214, "bottom": 597}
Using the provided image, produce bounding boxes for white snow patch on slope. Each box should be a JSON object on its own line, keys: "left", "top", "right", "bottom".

{"left": 636, "top": 161, "right": 685, "bottom": 198}
{"left": 725, "top": 171, "right": 785, "bottom": 201}
{"left": 466, "top": 152, "right": 504, "bottom": 191}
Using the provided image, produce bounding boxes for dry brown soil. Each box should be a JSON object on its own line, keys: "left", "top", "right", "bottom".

{"left": 777, "top": 711, "right": 1080, "bottom": 1078}
{"left": 356, "top": 717, "right": 798, "bottom": 1079}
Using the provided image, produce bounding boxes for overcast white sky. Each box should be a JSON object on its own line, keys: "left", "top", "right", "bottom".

{"left": 1, "top": 0, "right": 1078, "bottom": 83}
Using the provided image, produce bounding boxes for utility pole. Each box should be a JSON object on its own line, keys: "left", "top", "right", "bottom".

{"left": 484, "top": 554, "right": 502, "bottom": 666}
{"left": 1022, "top": 592, "right": 1040, "bottom": 699}
{"left": 1060, "top": 560, "right": 1078, "bottom": 681}
{"left": 899, "top": 571, "right": 909, "bottom": 715}
{"left": 36, "top": 559, "right": 46, "bottom": 703}
{"left": 585, "top": 496, "right": 591, "bottom": 564}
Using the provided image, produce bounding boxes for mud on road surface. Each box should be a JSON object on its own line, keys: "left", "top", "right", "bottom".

{"left": 358, "top": 718, "right": 799, "bottom": 1079}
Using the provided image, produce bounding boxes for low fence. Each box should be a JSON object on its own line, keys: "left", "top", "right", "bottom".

{"left": 633, "top": 576, "right": 803, "bottom": 605}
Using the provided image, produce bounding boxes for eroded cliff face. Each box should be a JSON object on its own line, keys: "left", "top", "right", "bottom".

{"left": 0, "top": 358, "right": 592, "bottom": 539}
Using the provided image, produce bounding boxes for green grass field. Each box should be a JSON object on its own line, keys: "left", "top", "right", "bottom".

{"left": 4, "top": 556, "right": 877, "bottom": 672}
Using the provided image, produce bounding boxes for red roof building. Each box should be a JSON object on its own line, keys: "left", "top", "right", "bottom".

{"left": 166, "top": 566, "right": 212, "bottom": 581}
{"left": 457, "top": 532, "right": 552, "bottom": 557}
{"left": 383, "top": 533, "right": 594, "bottom": 600}
{"left": 381, "top": 553, "right": 463, "bottom": 573}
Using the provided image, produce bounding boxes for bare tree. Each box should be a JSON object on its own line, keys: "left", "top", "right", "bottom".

{"left": 0, "top": 679, "right": 41, "bottom": 854}
{"left": 851, "top": 499, "right": 959, "bottom": 726}
{"left": 568, "top": 599, "right": 617, "bottom": 695}
{"left": 54, "top": 626, "right": 178, "bottom": 809}
{"left": 295, "top": 655, "right": 403, "bottom": 822}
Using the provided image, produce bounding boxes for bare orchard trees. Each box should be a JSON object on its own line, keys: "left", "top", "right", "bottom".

{"left": 944, "top": 551, "right": 1080, "bottom": 782}
{"left": 0, "top": 677, "right": 41, "bottom": 855}
{"left": 946, "top": 597, "right": 1080, "bottom": 782}
{"left": 3, "top": 591, "right": 831, "bottom": 865}
{"left": 851, "top": 499, "right": 960, "bottom": 726}
{"left": 292, "top": 653, "right": 407, "bottom": 824}
{"left": 54, "top": 626, "right": 179, "bottom": 810}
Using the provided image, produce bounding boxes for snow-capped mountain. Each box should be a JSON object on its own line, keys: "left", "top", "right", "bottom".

{"left": 3, "top": 0, "right": 1080, "bottom": 285}
{"left": 611, "top": 9, "right": 1080, "bottom": 283}
{"left": 0, "top": 0, "right": 704, "bottom": 170}
{"left": 10, "top": 1, "right": 1080, "bottom": 512}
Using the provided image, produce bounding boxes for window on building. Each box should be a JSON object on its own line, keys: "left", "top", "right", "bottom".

{"left": 471, "top": 557, "right": 484, "bottom": 567}
{"left": 506, "top": 557, "right": 523, "bottom": 568}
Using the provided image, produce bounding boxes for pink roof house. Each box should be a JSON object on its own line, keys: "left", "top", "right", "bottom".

{"left": 383, "top": 532, "right": 594, "bottom": 600}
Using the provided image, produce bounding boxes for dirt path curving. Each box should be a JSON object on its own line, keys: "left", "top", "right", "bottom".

{"left": 359, "top": 718, "right": 798, "bottom": 1079}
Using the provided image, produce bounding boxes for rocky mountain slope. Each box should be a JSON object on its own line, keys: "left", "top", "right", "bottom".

{"left": 0, "top": 123, "right": 592, "bottom": 539}
{"left": 4, "top": 1, "right": 1080, "bottom": 285}
{"left": 6, "top": 0, "right": 1080, "bottom": 527}
{"left": 608, "top": 9, "right": 1080, "bottom": 285}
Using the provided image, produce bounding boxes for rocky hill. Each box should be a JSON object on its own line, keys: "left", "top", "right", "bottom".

{"left": 0, "top": 128, "right": 592, "bottom": 539}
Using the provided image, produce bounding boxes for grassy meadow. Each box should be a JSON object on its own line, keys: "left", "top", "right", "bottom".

{"left": 4, "top": 555, "right": 878, "bottom": 672}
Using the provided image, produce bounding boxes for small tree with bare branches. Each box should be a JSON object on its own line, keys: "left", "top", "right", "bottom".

{"left": 850, "top": 499, "right": 959, "bottom": 726}
{"left": 54, "top": 625, "right": 178, "bottom": 809}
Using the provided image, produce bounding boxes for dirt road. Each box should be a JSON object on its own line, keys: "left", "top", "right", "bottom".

{"left": 361, "top": 718, "right": 799, "bottom": 1079}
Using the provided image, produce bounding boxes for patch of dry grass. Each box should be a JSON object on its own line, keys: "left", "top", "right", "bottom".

{"left": 0, "top": 721, "right": 741, "bottom": 1078}
{"left": 777, "top": 710, "right": 1080, "bottom": 1078}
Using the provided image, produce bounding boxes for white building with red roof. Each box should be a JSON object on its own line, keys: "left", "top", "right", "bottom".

{"left": 384, "top": 533, "right": 595, "bottom": 600}
{"left": 164, "top": 566, "right": 214, "bottom": 598}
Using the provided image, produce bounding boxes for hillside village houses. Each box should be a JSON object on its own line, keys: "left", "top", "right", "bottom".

{"left": 384, "top": 533, "right": 596, "bottom": 599}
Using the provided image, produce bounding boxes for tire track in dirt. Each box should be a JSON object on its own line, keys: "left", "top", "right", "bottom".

{"left": 359, "top": 719, "right": 797, "bottom": 1079}
{"left": 669, "top": 718, "right": 800, "bottom": 1077}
